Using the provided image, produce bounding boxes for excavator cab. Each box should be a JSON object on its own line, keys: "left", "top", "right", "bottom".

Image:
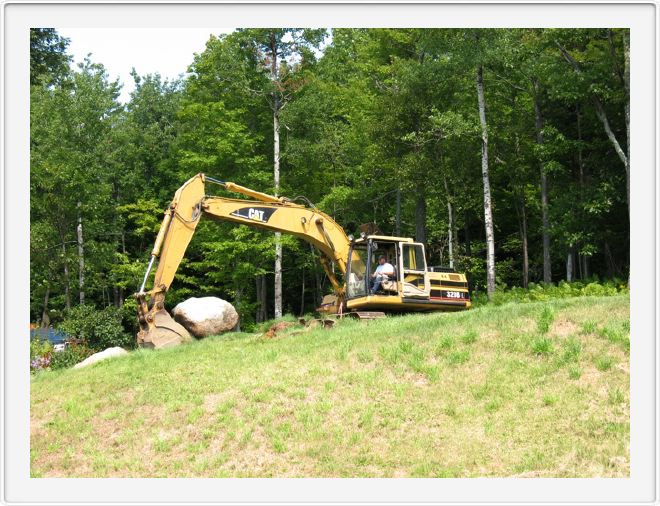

{"left": 345, "top": 235, "right": 469, "bottom": 312}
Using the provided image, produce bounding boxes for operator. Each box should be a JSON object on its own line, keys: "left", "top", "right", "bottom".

{"left": 371, "top": 255, "right": 395, "bottom": 294}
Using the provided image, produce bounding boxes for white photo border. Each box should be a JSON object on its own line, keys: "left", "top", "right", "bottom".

{"left": 3, "top": 1, "right": 656, "bottom": 504}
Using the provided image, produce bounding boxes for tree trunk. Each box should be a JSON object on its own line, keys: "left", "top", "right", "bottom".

{"left": 395, "top": 186, "right": 401, "bottom": 237}
{"left": 604, "top": 242, "right": 616, "bottom": 278}
{"left": 577, "top": 249, "right": 583, "bottom": 280}
{"left": 40, "top": 285, "right": 50, "bottom": 328}
{"left": 299, "top": 266, "right": 305, "bottom": 316}
{"left": 623, "top": 29, "right": 630, "bottom": 220}
{"left": 521, "top": 201, "right": 529, "bottom": 289}
{"left": 533, "top": 79, "right": 552, "bottom": 284}
{"left": 310, "top": 244, "right": 323, "bottom": 307}
{"left": 234, "top": 286, "right": 242, "bottom": 332}
{"left": 415, "top": 186, "right": 426, "bottom": 246}
{"left": 576, "top": 106, "right": 585, "bottom": 282}
{"left": 443, "top": 175, "right": 454, "bottom": 269}
{"left": 270, "top": 34, "right": 283, "bottom": 319}
{"left": 464, "top": 211, "right": 473, "bottom": 291}
{"left": 583, "top": 255, "right": 590, "bottom": 280}
{"left": 273, "top": 117, "right": 282, "bottom": 318}
{"left": 77, "top": 202, "right": 85, "bottom": 305}
{"left": 119, "top": 231, "right": 126, "bottom": 306}
{"left": 566, "top": 248, "right": 574, "bottom": 282}
{"left": 61, "top": 239, "right": 71, "bottom": 311}
{"left": 255, "top": 275, "right": 268, "bottom": 323}
{"left": 255, "top": 276, "right": 262, "bottom": 323}
{"left": 476, "top": 64, "right": 496, "bottom": 299}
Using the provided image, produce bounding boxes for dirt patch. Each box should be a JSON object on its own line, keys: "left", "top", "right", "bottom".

{"left": 551, "top": 319, "right": 579, "bottom": 337}
{"left": 203, "top": 392, "right": 232, "bottom": 413}
{"left": 263, "top": 321, "right": 298, "bottom": 339}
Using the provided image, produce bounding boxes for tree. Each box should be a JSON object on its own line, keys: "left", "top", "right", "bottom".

{"left": 233, "top": 29, "right": 326, "bottom": 318}
{"left": 30, "top": 28, "right": 71, "bottom": 85}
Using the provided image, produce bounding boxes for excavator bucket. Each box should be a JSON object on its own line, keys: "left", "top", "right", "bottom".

{"left": 137, "top": 308, "right": 192, "bottom": 349}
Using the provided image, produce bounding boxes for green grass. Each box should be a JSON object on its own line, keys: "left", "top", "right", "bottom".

{"left": 31, "top": 294, "right": 629, "bottom": 478}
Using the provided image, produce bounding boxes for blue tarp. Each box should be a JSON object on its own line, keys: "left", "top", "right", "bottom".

{"left": 30, "top": 328, "right": 68, "bottom": 344}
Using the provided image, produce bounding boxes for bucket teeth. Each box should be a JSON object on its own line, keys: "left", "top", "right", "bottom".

{"left": 138, "top": 309, "right": 192, "bottom": 349}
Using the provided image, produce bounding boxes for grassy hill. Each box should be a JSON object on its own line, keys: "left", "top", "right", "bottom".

{"left": 30, "top": 294, "right": 630, "bottom": 477}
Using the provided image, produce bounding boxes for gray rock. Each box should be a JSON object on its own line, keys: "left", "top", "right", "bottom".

{"left": 74, "top": 347, "right": 128, "bottom": 369}
{"left": 172, "top": 297, "right": 239, "bottom": 338}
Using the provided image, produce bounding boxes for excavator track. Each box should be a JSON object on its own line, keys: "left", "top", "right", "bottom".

{"left": 345, "top": 311, "right": 386, "bottom": 320}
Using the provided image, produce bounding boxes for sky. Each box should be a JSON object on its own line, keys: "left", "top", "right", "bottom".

{"left": 58, "top": 28, "right": 232, "bottom": 103}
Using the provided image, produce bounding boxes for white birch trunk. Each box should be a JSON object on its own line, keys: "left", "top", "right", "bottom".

{"left": 443, "top": 175, "right": 454, "bottom": 269}
{"left": 271, "top": 34, "right": 283, "bottom": 319}
{"left": 274, "top": 110, "right": 282, "bottom": 318}
{"left": 77, "top": 202, "right": 85, "bottom": 305}
{"left": 476, "top": 65, "right": 496, "bottom": 299}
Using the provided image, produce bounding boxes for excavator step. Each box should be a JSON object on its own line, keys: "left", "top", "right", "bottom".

{"left": 346, "top": 311, "right": 386, "bottom": 320}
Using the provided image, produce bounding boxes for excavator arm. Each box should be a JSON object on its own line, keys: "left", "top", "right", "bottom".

{"left": 136, "top": 173, "right": 351, "bottom": 348}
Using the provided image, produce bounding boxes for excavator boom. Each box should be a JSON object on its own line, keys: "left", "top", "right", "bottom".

{"left": 136, "top": 173, "right": 351, "bottom": 348}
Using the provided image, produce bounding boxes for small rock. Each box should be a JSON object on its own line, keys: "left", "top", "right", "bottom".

{"left": 74, "top": 347, "right": 128, "bottom": 369}
{"left": 173, "top": 297, "right": 239, "bottom": 338}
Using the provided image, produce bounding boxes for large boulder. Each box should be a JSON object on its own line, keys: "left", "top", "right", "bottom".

{"left": 172, "top": 297, "right": 239, "bottom": 338}
{"left": 74, "top": 347, "right": 128, "bottom": 369}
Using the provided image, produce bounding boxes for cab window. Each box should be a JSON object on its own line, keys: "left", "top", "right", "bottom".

{"left": 402, "top": 244, "right": 426, "bottom": 271}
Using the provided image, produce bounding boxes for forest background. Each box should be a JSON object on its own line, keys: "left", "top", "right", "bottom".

{"left": 30, "top": 27, "right": 630, "bottom": 335}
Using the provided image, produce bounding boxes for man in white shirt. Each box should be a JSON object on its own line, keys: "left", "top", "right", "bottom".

{"left": 371, "top": 255, "right": 395, "bottom": 294}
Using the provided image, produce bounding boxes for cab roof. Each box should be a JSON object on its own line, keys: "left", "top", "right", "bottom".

{"left": 354, "top": 235, "right": 415, "bottom": 243}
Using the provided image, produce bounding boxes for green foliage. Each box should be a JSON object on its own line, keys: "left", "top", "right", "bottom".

{"left": 30, "top": 28, "right": 630, "bottom": 330}
{"left": 479, "top": 280, "right": 627, "bottom": 307}
{"left": 58, "top": 305, "right": 133, "bottom": 351}
{"left": 50, "top": 342, "right": 95, "bottom": 370}
{"left": 30, "top": 337, "right": 54, "bottom": 371}
{"left": 30, "top": 336, "right": 53, "bottom": 361}
{"left": 30, "top": 28, "right": 71, "bottom": 85}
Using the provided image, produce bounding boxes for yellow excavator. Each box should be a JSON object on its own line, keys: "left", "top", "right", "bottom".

{"left": 136, "top": 174, "right": 471, "bottom": 348}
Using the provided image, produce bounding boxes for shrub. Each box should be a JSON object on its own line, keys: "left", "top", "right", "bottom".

{"left": 30, "top": 336, "right": 53, "bottom": 361}
{"left": 58, "top": 305, "right": 133, "bottom": 351}
{"left": 50, "top": 342, "right": 95, "bottom": 370}
{"left": 472, "top": 280, "right": 627, "bottom": 307}
{"left": 30, "top": 337, "right": 53, "bottom": 372}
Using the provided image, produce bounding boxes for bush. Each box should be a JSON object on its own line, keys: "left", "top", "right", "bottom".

{"left": 472, "top": 280, "right": 627, "bottom": 307}
{"left": 50, "top": 342, "right": 95, "bottom": 370}
{"left": 58, "top": 305, "right": 134, "bottom": 351}
{"left": 30, "top": 337, "right": 53, "bottom": 372}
